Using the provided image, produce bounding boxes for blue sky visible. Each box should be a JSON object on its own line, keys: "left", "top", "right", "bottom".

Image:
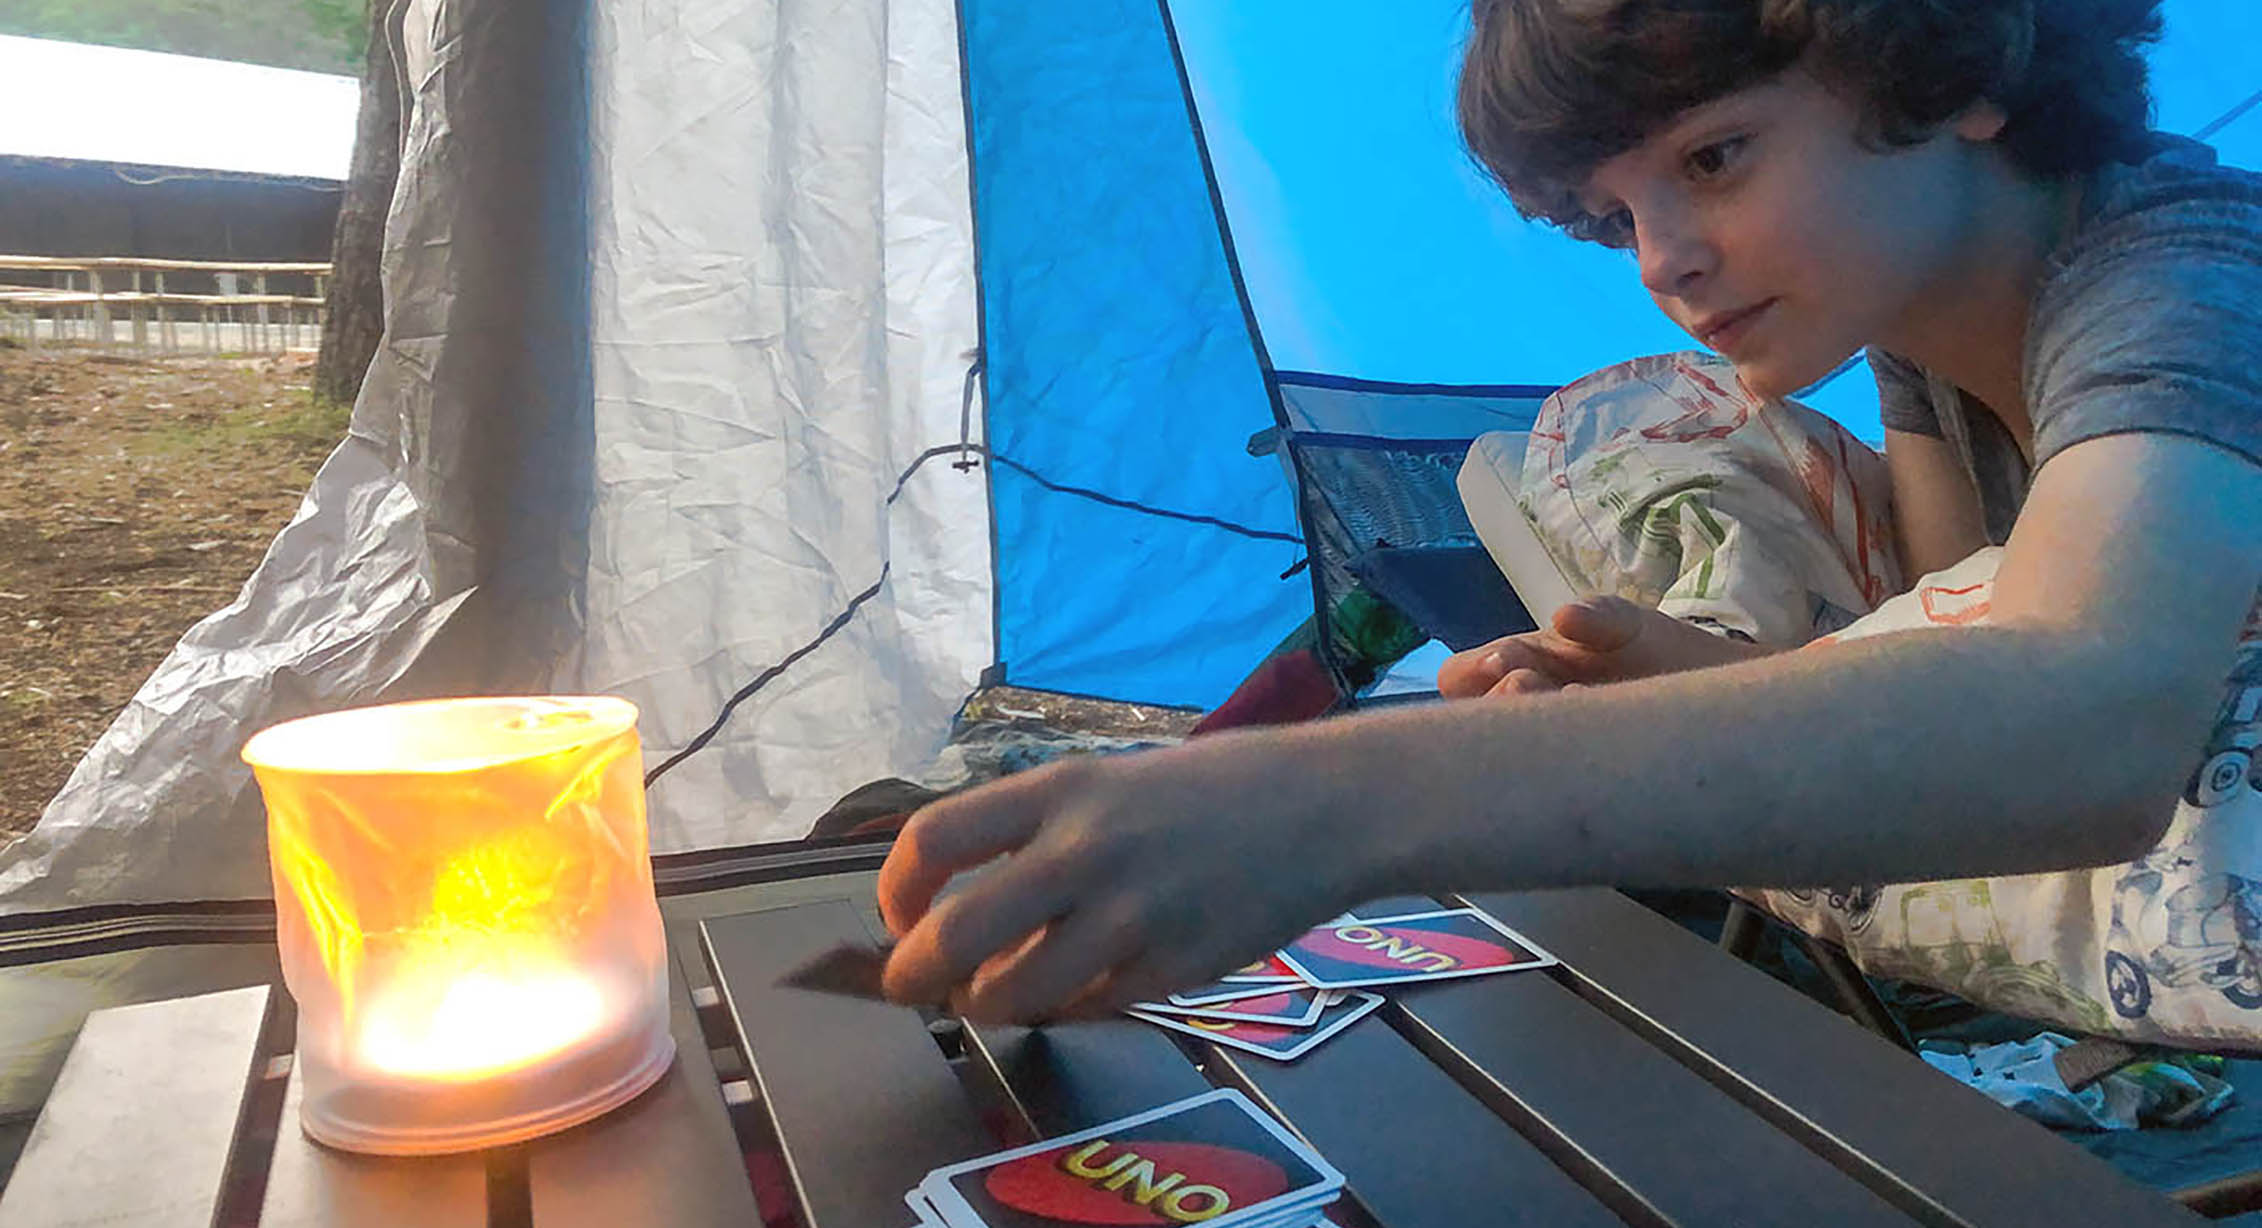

{"left": 1169, "top": 0, "right": 2262, "bottom": 443}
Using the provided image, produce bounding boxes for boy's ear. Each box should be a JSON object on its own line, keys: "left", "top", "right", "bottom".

{"left": 1951, "top": 100, "right": 2009, "bottom": 143}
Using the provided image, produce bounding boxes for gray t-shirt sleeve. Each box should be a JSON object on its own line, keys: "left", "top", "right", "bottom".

{"left": 1868, "top": 347, "right": 1943, "bottom": 437}
{"left": 2027, "top": 189, "right": 2262, "bottom": 472}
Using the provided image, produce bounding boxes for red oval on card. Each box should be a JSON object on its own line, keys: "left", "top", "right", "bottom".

{"left": 982, "top": 1140, "right": 1289, "bottom": 1225}
{"left": 1303, "top": 923, "right": 1515, "bottom": 972}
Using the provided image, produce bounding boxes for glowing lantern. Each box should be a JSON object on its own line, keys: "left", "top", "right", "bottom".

{"left": 243, "top": 696, "right": 675, "bottom": 1155}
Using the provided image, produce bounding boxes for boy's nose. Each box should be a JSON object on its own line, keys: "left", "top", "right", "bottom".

{"left": 1636, "top": 216, "right": 1717, "bottom": 299}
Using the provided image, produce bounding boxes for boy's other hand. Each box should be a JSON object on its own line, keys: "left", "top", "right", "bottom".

{"left": 1437, "top": 596, "right": 1774, "bottom": 698}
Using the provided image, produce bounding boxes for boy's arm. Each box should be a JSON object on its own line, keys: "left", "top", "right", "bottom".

{"left": 879, "top": 432, "right": 2259, "bottom": 1022}
{"left": 1884, "top": 428, "right": 1990, "bottom": 578}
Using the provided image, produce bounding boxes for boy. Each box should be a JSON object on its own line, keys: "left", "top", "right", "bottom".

{"left": 876, "top": 0, "right": 2262, "bottom": 1029}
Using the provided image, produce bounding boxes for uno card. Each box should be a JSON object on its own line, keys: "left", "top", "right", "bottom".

{"left": 1166, "top": 976, "right": 1312, "bottom": 1008}
{"left": 917, "top": 1088, "right": 1342, "bottom": 1228}
{"left": 1132, "top": 986, "right": 1330, "bottom": 1027}
{"left": 904, "top": 1186, "right": 945, "bottom": 1227}
{"left": 1274, "top": 907, "right": 1557, "bottom": 989}
{"left": 779, "top": 940, "right": 894, "bottom": 1000}
{"left": 1126, "top": 991, "right": 1383, "bottom": 1062}
{"left": 1221, "top": 953, "right": 1303, "bottom": 984}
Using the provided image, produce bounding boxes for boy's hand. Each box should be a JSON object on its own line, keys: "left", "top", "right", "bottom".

{"left": 876, "top": 737, "right": 1366, "bottom": 1023}
{"left": 1437, "top": 596, "right": 1774, "bottom": 698}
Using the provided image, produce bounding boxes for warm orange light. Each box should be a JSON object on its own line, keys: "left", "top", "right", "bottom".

{"left": 358, "top": 963, "right": 608, "bottom": 1081}
{"left": 245, "top": 696, "right": 675, "bottom": 1156}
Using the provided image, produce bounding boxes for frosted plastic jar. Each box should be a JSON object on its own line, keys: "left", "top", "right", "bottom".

{"left": 243, "top": 696, "right": 673, "bottom": 1155}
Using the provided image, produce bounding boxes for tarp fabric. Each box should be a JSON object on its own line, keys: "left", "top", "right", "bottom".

{"left": 579, "top": 0, "right": 989, "bottom": 854}
{"left": 6, "top": 0, "right": 988, "bottom": 908}
{"left": 6, "top": 0, "right": 2257, "bottom": 913}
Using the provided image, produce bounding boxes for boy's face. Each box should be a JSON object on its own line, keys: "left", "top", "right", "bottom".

{"left": 1577, "top": 69, "right": 2000, "bottom": 399}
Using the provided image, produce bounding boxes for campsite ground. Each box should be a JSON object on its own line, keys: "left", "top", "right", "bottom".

{"left": 0, "top": 342, "right": 344, "bottom": 842}
{"left": 0, "top": 343, "right": 1192, "bottom": 845}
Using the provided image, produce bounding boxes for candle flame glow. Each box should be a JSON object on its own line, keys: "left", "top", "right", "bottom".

{"left": 356, "top": 962, "right": 608, "bottom": 1080}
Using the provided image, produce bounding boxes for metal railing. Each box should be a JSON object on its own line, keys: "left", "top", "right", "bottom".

{"left": 0, "top": 255, "right": 331, "bottom": 354}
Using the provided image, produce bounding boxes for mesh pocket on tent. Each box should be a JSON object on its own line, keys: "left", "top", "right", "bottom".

{"left": 1266, "top": 376, "right": 1553, "bottom": 697}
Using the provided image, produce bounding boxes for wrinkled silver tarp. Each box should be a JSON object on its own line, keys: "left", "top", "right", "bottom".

{"left": 3, "top": 0, "right": 989, "bottom": 912}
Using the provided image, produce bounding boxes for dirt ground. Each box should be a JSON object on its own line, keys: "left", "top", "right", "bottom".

{"left": 0, "top": 346, "right": 1197, "bottom": 845}
{"left": 0, "top": 343, "right": 346, "bottom": 842}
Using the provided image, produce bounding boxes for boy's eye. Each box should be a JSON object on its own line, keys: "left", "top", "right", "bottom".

{"left": 1686, "top": 135, "right": 1749, "bottom": 179}
{"left": 1581, "top": 207, "right": 1636, "bottom": 250}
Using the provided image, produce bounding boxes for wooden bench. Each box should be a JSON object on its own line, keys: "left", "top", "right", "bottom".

{"left": 0, "top": 965, "right": 756, "bottom": 1227}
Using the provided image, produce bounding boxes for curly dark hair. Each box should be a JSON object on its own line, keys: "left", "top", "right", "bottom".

{"left": 1458, "top": 0, "right": 2163, "bottom": 238}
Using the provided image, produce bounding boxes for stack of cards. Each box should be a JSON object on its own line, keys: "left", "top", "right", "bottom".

{"left": 1126, "top": 906, "right": 1556, "bottom": 1062}
{"left": 905, "top": 1089, "right": 1344, "bottom": 1228}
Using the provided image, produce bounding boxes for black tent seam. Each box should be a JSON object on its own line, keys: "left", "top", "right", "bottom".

{"left": 0, "top": 923, "right": 277, "bottom": 970}
{"left": 642, "top": 565, "right": 893, "bottom": 789}
{"left": 0, "top": 844, "right": 903, "bottom": 964}
{"left": 1274, "top": 370, "right": 1560, "bottom": 399}
{"left": 644, "top": 440, "right": 979, "bottom": 789}
{"left": 1154, "top": 0, "right": 1291, "bottom": 433}
{"left": 950, "top": 0, "right": 1007, "bottom": 687}
{"left": 1288, "top": 431, "right": 1505, "bottom": 452}
{"left": 0, "top": 897, "right": 272, "bottom": 936}
{"left": 645, "top": 441, "right": 1296, "bottom": 789}
{"left": 987, "top": 452, "right": 1301, "bottom": 544}
{"left": 1156, "top": 0, "right": 1325, "bottom": 687}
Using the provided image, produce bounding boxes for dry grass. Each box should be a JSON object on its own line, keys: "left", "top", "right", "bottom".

{"left": 0, "top": 342, "right": 345, "bottom": 842}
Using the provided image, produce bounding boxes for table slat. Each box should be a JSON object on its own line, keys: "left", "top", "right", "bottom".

{"left": 0, "top": 985, "right": 272, "bottom": 1228}
{"left": 1465, "top": 889, "right": 2202, "bottom": 1227}
{"left": 524, "top": 950, "right": 761, "bottom": 1227}
{"left": 257, "top": 1068, "right": 487, "bottom": 1228}
{"left": 701, "top": 898, "right": 994, "bottom": 1228}
{"left": 960, "top": 1019, "right": 1216, "bottom": 1138}
{"left": 1391, "top": 969, "right": 1918, "bottom": 1226}
{"left": 1200, "top": 999, "right": 1622, "bottom": 1228}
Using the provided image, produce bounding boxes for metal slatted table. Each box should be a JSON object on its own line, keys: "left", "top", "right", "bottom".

{"left": 0, "top": 858, "right": 2204, "bottom": 1226}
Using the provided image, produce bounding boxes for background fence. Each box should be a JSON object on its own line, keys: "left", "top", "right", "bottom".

{"left": 0, "top": 255, "right": 329, "bottom": 354}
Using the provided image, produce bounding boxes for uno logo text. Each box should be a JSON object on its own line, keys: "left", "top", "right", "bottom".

{"left": 1059, "top": 1141, "right": 1232, "bottom": 1223}
{"left": 1331, "top": 924, "right": 1457, "bottom": 972}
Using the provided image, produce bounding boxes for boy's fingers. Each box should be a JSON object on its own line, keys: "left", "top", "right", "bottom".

{"left": 1439, "top": 635, "right": 1523, "bottom": 696}
{"left": 1487, "top": 667, "right": 1559, "bottom": 697}
{"left": 883, "top": 857, "right": 1077, "bottom": 1006}
{"left": 1479, "top": 637, "right": 1553, "bottom": 678}
{"left": 958, "top": 901, "right": 1149, "bottom": 1022}
{"left": 1552, "top": 595, "right": 1645, "bottom": 653}
{"left": 876, "top": 780, "right": 1051, "bottom": 938}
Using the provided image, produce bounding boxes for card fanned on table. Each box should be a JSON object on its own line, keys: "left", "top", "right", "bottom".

{"left": 904, "top": 1089, "right": 1345, "bottom": 1228}
{"left": 1121, "top": 904, "right": 1557, "bottom": 1062}
{"left": 1272, "top": 907, "right": 1557, "bottom": 990}
{"left": 772, "top": 905, "right": 1559, "bottom": 1070}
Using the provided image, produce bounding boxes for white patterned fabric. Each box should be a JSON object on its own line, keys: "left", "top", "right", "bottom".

{"left": 1511, "top": 352, "right": 1900, "bottom": 648}
{"left": 1500, "top": 352, "right": 2262, "bottom": 1048}
{"left": 1750, "top": 550, "right": 2262, "bottom": 1049}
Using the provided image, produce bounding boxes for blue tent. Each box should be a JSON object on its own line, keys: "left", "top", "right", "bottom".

{"left": 976, "top": 0, "right": 2262, "bottom": 708}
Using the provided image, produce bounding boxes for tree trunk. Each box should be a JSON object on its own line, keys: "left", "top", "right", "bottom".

{"left": 313, "top": 0, "right": 401, "bottom": 407}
